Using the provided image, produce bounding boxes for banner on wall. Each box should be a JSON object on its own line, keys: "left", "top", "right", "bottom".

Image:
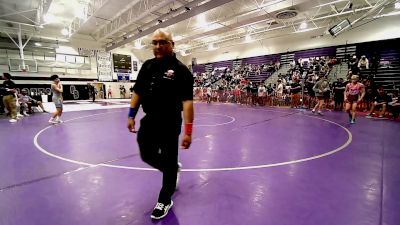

{"left": 133, "top": 60, "right": 138, "bottom": 71}
{"left": 117, "top": 73, "right": 131, "bottom": 82}
{"left": 96, "top": 51, "right": 113, "bottom": 81}
{"left": 78, "top": 48, "right": 99, "bottom": 57}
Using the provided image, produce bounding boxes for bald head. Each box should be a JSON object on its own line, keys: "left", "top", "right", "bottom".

{"left": 152, "top": 29, "right": 174, "bottom": 59}
{"left": 152, "top": 29, "right": 173, "bottom": 41}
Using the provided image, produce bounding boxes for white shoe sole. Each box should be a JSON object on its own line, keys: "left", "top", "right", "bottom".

{"left": 150, "top": 200, "right": 174, "bottom": 220}
{"left": 176, "top": 163, "right": 182, "bottom": 189}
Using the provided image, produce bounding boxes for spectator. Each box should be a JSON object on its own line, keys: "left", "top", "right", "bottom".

{"left": 18, "top": 89, "right": 48, "bottom": 114}
{"left": 120, "top": 85, "right": 127, "bottom": 98}
{"left": 290, "top": 77, "right": 301, "bottom": 108}
{"left": 370, "top": 52, "right": 380, "bottom": 76}
{"left": 332, "top": 78, "right": 345, "bottom": 111}
{"left": 358, "top": 55, "right": 369, "bottom": 70}
{"left": 276, "top": 80, "right": 284, "bottom": 99}
{"left": 256, "top": 83, "right": 265, "bottom": 105}
{"left": 2, "top": 73, "right": 18, "bottom": 123}
{"left": 349, "top": 55, "right": 360, "bottom": 75}
{"left": 388, "top": 90, "right": 399, "bottom": 119}
{"left": 312, "top": 76, "right": 330, "bottom": 115}
{"left": 366, "top": 86, "right": 391, "bottom": 118}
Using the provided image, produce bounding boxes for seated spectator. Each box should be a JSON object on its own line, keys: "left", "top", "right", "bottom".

{"left": 388, "top": 92, "right": 399, "bottom": 120}
{"left": 366, "top": 86, "right": 391, "bottom": 118}
{"left": 18, "top": 89, "right": 48, "bottom": 114}
{"left": 358, "top": 55, "right": 369, "bottom": 70}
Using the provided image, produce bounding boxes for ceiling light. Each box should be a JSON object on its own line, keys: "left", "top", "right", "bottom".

{"left": 61, "top": 28, "right": 69, "bottom": 36}
{"left": 293, "top": 27, "right": 320, "bottom": 33}
{"left": 43, "top": 14, "right": 56, "bottom": 24}
{"left": 374, "top": 10, "right": 400, "bottom": 18}
{"left": 174, "top": 35, "right": 183, "bottom": 41}
{"left": 133, "top": 39, "right": 144, "bottom": 49}
{"left": 180, "top": 50, "right": 191, "bottom": 56}
{"left": 75, "top": 7, "right": 87, "bottom": 20}
{"left": 207, "top": 43, "right": 219, "bottom": 51}
{"left": 395, "top": 2, "right": 400, "bottom": 9}
{"left": 245, "top": 34, "right": 252, "bottom": 42}
{"left": 313, "top": 0, "right": 347, "bottom": 8}
{"left": 197, "top": 13, "right": 207, "bottom": 28}
{"left": 299, "top": 22, "right": 308, "bottom": 29}
{"left": 34, "top": 42, "right": 42, "bottom": 47}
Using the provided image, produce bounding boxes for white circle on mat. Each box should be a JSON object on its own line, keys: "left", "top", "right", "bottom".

{"left": 34, "top": 108, "right": 352, "bottom": 172}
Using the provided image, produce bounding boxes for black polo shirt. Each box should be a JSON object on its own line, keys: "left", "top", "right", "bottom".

{"left": 290, "top": 82, "right": 301, "bottom": 94}
{"left": 134, "top": 55, "right": 193, "bottom": 119}
{"left": 375, "top": 93, "right": 391, "bottom": 104}
{"left": 3, "top": 80, "right": 16, "bottom": 96}
{"left": 332, "top": 81, "right": 345, "bottom": 95}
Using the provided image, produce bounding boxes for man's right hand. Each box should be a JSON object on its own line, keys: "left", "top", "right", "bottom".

{"left": 127, "top": 118, "right": 137, "bottom": 133}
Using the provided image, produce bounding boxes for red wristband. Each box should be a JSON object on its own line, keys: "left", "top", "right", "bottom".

{"left": 184, "top": 123, "right": 193, "bottom": 136}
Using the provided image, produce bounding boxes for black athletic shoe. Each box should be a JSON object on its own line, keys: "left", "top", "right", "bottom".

{"left": 151, "top": 200, "right": 174, "bottom": 220}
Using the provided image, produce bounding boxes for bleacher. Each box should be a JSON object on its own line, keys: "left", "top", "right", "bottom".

{"left": 357, "top": 40, "right": 400, "bottom": 92}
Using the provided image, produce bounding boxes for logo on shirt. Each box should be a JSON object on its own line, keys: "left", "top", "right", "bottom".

{"left": 163, "top": 69, "right": 175, "bottom": 80}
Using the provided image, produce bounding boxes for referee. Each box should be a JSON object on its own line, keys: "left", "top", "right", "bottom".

{"left": 127, "top": 29, "right": 194, "bottom": 220}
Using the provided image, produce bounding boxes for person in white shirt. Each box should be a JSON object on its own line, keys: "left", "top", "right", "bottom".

{"left": 276, "top": 80, "right": 283, "bottom": 98}
{"left": 206, "top": 86, "right": 212, "bottom": 103}
{"left": 258, "top": 84, "right": 266, "bottom": 105}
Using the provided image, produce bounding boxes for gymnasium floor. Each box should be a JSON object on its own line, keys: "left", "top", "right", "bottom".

{"left": 0, "top": 101, "right": 399, "bottom": 225}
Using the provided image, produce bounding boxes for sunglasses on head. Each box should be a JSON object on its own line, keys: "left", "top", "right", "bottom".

{"left": 151, "top": 40, "right": 170, "bottom": 46}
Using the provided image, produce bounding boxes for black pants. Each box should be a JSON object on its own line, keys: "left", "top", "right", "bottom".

{"left": 137, "top": 115, "right": 181, "bottom": 204}
{"left": 334, "top": 94, "right": 344, "bottom": 110}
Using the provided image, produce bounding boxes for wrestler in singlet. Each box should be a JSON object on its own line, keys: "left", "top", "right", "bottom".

{"left": 346, "top": 82, "right": 364, "bottom": 103}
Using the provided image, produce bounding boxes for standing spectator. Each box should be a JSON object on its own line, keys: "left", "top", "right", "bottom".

{"left": 349, "top": 55, "right": 360, "bottom": 75}
{"left": 370, "top": 52, "right": 380, "bottom": 76}
{"left": 90, "top": 84, "right": 96, "bottom": 102}
{"left": 2, "top": 73, "right": 17, "bottom": 123}
{"left": 290, "top": 78, "right": 301, "bottom": 108}
{"left": 258, "top": 83, "right": 266, "bottom": 106}
{"left": 332, "top": 78, "right": 345, "bottom": 111}
{"left": 276, "top": 80, "right": 284, "bottom": 99}
{"left": 120, "top": 85, "right": 127, "bottom": 98}
{"left": 206, "top": 86, "right": 212, "bottom": 103}
{"left": 107, "top": 86, "right": 112, "bottom": 99}
{"left": 312, "top": 76, "right": 330, "bottom": 115}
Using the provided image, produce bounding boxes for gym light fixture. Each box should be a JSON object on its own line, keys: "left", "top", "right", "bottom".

{"left": 395, "top": 1, "right": 400, "bottom": 9}
{"left": 61, "top": 28, "right": 69, "bottom": 36}
{"left": 299, "top": 22, "right": 308, "bottom": 29}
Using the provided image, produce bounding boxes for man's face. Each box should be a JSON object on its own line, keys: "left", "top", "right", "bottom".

{"left": 152, "top": 33, "right": 173, "bottom": 59}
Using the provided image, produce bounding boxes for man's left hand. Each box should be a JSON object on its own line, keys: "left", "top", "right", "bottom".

{"left": 181, "top": 135, "right": 192, "bottom": 149}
